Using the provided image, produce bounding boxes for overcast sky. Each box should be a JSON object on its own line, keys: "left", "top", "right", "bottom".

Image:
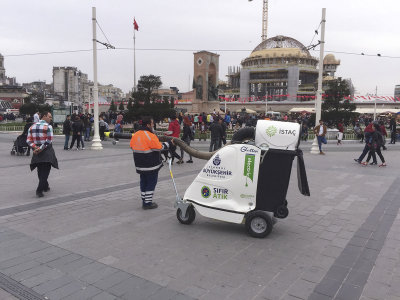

{"left": 1, "top": 0, "right": 399, "bottom": 96}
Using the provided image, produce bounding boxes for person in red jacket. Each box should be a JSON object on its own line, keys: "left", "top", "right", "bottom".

{"left": 166, "top": 115, "right": 183, "bottom": 164}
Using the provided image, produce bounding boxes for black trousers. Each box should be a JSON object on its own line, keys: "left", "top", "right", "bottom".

{"left": 36, "top": 163, "right": 51, "bottom": 193}
{"left": 70, "top": 134, "right": 81, "bottom": 149}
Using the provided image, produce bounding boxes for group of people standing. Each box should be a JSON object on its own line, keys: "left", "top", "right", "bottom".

{"left": 62, "top": 114, "right": 93, "bottom": 150}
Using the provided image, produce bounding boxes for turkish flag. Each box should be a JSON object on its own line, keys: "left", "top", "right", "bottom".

{"left": 134, "top": 18, "right": 139, "bottom": 31}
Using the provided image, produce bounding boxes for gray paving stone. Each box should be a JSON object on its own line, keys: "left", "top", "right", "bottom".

{"left": 147, "top": 287, "right": 185, "bottom": 300}
{"left": 32, "top": 274, "right": 74, "bottom": 294}
{"left": 345, "top": 269, "right": 369, "bottom": 286}
{"left": 46, "top": 253, "right": 82, "bottom": 268}
{"left": 107, "top": 276, "right": 148, "bottom": 297}
{"left": 62, "top": 285, "right": 103, "bottom": 300}
{"left": 91, "top": 291, "right": 117, "bottom": 300}
{"left": 335, "top": 283, "right": 363, "bottom": 300}
{"left": 80, "top": 266, "right": 119, "bottom": 285}
{"left": 0, "top": 255, "right": 32, "bottom": 269}
{"left": 56, "top": 256, "right": 93, "bottom": 273}
{"left": 1, "top": 260, "right": 41, "bottom": 276}
{"left": 314, "top": 277, "right": 342, "bottom": 298}
{"left": 353, "top": 258, "right": 375, "bottom": 273}
{"left": 287, "top": 278, "right": 315, "bottom": 299}
{"left": 10, "top": 265, "right": 53, "bottom": 281}
{"left": 35, "top": 248, "right": 70, "bottom": 263}
{"left": 20, "top": 268, "right": 64, "bottom": 288}
{"left": 44, "top": 280, "right": 83, "bottom": 300}
{"left": 325, "top": 265, "right": 351, "bottom": 281}
{"left": 92, "top": 270, "right": 132, "bottom": 290}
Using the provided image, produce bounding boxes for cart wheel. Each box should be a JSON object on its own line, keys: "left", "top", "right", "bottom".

{"left": 112, "top": 141, "right": 116, "bottom": 145}
{"left": 176, "top": 205, "right": 196, "bottom": 225}
{"left": 245, "top": 211, "right": 273, "bottom": 238}
{"left": 11, "top": 150, "right": 16, "bottom": 156}
{"left": 274, "top": 205, "right": 289, "bottom": 219}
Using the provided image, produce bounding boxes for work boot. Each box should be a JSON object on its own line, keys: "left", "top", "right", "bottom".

{"left": 319, "top": 151, "right": 325, "bottom": 155}
{"left": 142, "top": 203, "right": 158, "bottom": 210}
{"left": 36, "top": 191, "right": 44, "bottom": 198}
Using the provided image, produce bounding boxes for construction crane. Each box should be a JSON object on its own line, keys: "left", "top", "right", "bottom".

{"left": 249, "top": 0, "right": 268, "bottom": 41}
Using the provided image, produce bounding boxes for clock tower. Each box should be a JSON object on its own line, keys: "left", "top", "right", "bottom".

{"left": 192, "top": 51, "right": 220, "bottom": 113}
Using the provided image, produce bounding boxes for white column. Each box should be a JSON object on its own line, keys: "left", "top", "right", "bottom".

{"left": 311, "top": 8, "right": 326, "bottom": 154}
{"left": 91, "top": 7, "right": 103, "bottom": 150}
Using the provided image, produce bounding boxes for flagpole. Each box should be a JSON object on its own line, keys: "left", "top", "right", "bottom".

{"left": 133, "top": 19, "right": 136, "bottom": 92}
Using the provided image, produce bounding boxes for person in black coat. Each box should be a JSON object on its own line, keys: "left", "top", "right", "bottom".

{"left": 209, "top": 118, "right": 223, "bottom": 152}
{"left": 69, "top": 116, "right": 84, "bottom": 150}
{"left": 363, "top": 123, "right": 386, "bottom": 166}
{"left": 62, "top": 115, "right": 72, "bottom": 150}
{"left": 389, "top": 118, "right": 397, "bottom": 144}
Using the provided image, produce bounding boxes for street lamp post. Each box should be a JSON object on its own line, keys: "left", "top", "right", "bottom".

{"left": 310, "top": 8, "right": 326, "bottom": 154}
{"left": 91, "top": 7, "right": 103, "bottom": 150}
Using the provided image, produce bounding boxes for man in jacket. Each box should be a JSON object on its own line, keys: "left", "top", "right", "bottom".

{"left": 209, "top": 118, "right": 223, "bottom": 152}
{"left": 389, "top": 118, "right": 397, "bottom": 144}
{"left": 313, "top": 120, "right": 327, "bottom": 155}
{"left": 130, "top": 117, "right": 171, "bottom": 209}
{"left": 69, "top": 116, "right": 84, "bottom": 150}
{"left": 166, "top": 115, "right": 182, "bottom": 164}
{"left": 27, "top": 111, "right": 58, "bottom": 197}
{"left": 62, "top": 115, "right": 72, "bottom": 150}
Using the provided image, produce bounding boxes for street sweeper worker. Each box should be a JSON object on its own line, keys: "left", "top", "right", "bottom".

{"left": 130, "top": 116, "right": 172, "bottom": 210}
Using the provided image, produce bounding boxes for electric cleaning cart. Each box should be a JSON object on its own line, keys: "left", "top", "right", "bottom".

{"left": 172, "top": 120, "right": 310, "bottom": 238}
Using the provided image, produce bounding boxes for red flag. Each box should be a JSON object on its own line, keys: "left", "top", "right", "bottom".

{"left": 133, "top": 18, "right": 139, "bottom": 31}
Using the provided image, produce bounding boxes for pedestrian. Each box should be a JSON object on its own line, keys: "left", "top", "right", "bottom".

{"left": 209, "top": 118, "right": 223, "bottom": 152}
{"left": 199, "top": 121, "right": 207, "bottom": 141}
{"left": 84, "top": 114, "right": 92, "bottom": 141}
{"left": 33, "top": 110, "right": 40, "bottom": 123}
{"left": 337, "top": 121, "right": 344, "bottom": 145}
{"left": 130, "top": 117, "right": 172, "bottom": 209}
{"left": 313, "top": 120, "right": 327, "bottom": 155}
{"left": 166, "top": 115, "right": 183, "bottom": 164}
{"left": 181, "top": 116, "right": 194, "bottom": 163}
{"left": 219, "top": 118, "right": 227, "bottom": 147}
{"left": 99, "top": 115, "right": 109, "bottom": 141}
{"left": 379, "top": 121, "right": 387, "bottom": 150}
{"left": 62, "top": 115, "right": 71, "bottom": 150}
{"left": 354, "top": 122, "right": 375, "bottom": 164}
{"left": 389, "top": 117, "right": 396, "bottom": 144}
{"left": 26, "top": 111, "right": 58, "bottom": 198}
{"left": 362, "top": 123, "right": 386, "bottom": 167}
{"left": 354, "top": 123, "right": 363, "bottom": 143}
{"left": 301, "top": 123, "right": 309, "bottom": 141}
{"left": 69, "top": 116, "right": 83, "bottom": 150}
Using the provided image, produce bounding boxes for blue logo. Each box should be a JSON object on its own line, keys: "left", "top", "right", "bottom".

{"left": 213, "top": 154, "right": 221, "bottom": 166}
{"left": 201, "top": 186, "right": 211, "bottom": 198}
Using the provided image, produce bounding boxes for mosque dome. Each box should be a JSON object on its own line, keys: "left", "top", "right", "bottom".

{"left": 250, "top": 35, "right": 312, "bottom": 58}
{"left": 323, "top": 54, "right": 340, "bottom": 65}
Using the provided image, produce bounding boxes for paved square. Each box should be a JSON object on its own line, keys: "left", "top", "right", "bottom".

{"left": 1, "top": 133, "right": 400, "bottom": 299}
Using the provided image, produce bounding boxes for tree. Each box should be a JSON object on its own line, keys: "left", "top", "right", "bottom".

{"left": 132, "top": 75, "right": 162, "bottom": 104}
{"left": 322, "top": 78, "right": 357, "bottom": 126}
{"left": 109, "top": 100, "right": 117, "bottom": 112}
{"left": 118, "top": 101, "right": 125, "bottom": 111}
{"left": 127, "top": 99, "right": 133, "bottom": 111}
{"left": 19, "top": 103, "right": 51, "bottom": 116}
{"left": 25, "top": 91, "right": 45, "bottom": 104}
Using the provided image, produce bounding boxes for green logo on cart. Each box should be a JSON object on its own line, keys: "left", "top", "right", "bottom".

{"left": 243, "top": 154, "right": 255, "bottom": 187}
{"left": 201, "top": 186, "right": 211, "bottom": 198}
{"left": 266, "top": 126, "right": 277, "bottom": 137}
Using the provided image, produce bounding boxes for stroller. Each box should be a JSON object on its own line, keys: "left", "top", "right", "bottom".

{"left": 11, "top": 134, "right": 30, "bottom": 156}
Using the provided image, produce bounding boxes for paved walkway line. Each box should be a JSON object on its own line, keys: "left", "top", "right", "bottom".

{"left": 0, "top": 169, "right": 199, "bottom": 217}
{"left": 310, "top": 176, "right": 400, "bottom": 300}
